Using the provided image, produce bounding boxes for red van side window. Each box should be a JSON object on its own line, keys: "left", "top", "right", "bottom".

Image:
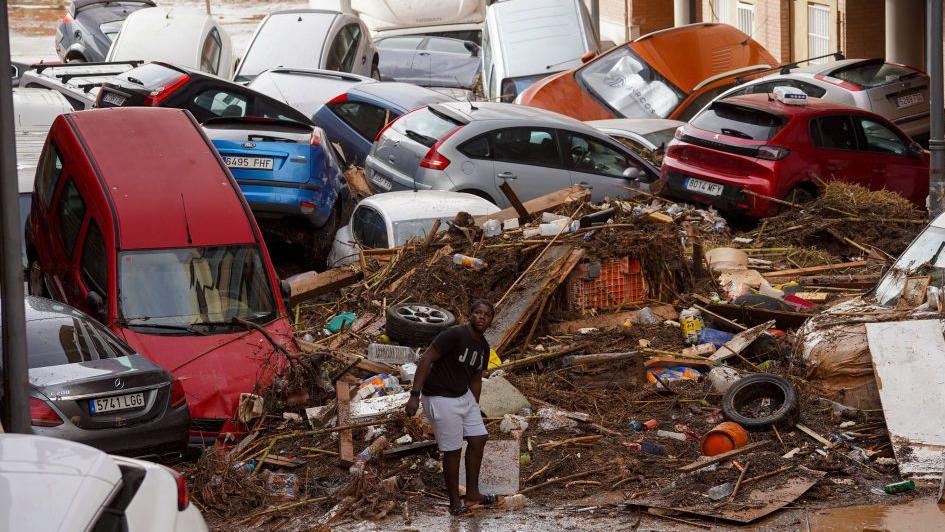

{"left": 37, "top": 143, "right": 64, "bottom": 209}
{"left": 80, "top": 220, "right": 108, "bottom": 297}
{"left": 57, "top": 179, "right": 86, "bottom": 256}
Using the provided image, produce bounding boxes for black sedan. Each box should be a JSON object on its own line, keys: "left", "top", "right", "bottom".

{"left": 1, "top": 296, "right": 190, "bottom": 461}
{"left": 56, "top": 0, "right": 156, "bottom": 63}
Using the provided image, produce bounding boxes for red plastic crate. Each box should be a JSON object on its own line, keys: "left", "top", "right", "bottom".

{"left": 567, "top": 256, "right": 648, "bottom": 310}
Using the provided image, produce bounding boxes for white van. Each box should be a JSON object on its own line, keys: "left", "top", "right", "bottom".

{"left": 481, "top": 0, "right": 599, "bottom": 102}
{"left": 106, "top": 7, "right": 234, "bottom": 79}
{"left": 311, "top": 0, "right": 490, "bottom": 44}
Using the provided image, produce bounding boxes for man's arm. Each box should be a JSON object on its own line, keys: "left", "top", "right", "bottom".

{"left": 404, "top": 345, "right": 441, "bottom": 416}
{"left": 469, "top": 370, "right": 483, "bottom": 403}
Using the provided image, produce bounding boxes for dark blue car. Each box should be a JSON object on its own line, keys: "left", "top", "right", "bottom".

{"left": 203, "top": 117, "right": 349, "bottom": 263}
{"left": 314, "top": 81, "right": 455, "bottom": 166}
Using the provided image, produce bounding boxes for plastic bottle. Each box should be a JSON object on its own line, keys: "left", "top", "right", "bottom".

{"left": 349, "top": 435, "right": 389, "bottom": 475}
{"left": 504, "top": 494, "right": 529, "bottom": 509}
{"left": 679, "top": 307, "right": 705, "bottom": 345}
{"left": 883, "top": 480, "right": 915, "bottom": 494}
{"left": 482, "top": 219, "right": 502, "bottom": 237}
{"left": 453, "top": 254, "right": 488, "bottom": 270}
{"left": 657, "top": 429, "right": 687, "bottom": 441}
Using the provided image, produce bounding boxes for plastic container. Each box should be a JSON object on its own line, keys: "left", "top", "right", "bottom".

{"left": 453, "top": 253, "right": 488, "bottom": 270}
{"left": 707, "top": 366, "right": 741, "bottom": 394}
{"left": 482, "top": 219, "right": 502, "bottom": 237}
{"left": 679, "top": 307, "right": 705, "bottom": 345}
{"left": 700, "top": 422, "right": 750, "bottom": 456}
{"left": 698, "top": 327, "right": 735, "bottom": 348}
{"left": 400, "top": 363, "right": 417, "bottom": 382}
{"left": 643, "top": 419, "right": 659, "bottom": 431}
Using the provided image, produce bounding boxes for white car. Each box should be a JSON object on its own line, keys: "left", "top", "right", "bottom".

{"left": 314, "top": 0, "right": 488, "bottom": 44}
{"left": 585, "top": 118, "right": 685, "bottom": 153}
{"left": 481, "top": 0, "right": 599, "bottom": 102}
{"left": 107, "top": 7, "right": 234, "bottom": 79}
{"left": 0, "top": 434, "right": 208, "bottom": 531}
{"left": 329, "top": 190, "right": 499, "bottom": 267}
{"left": 711, "top": 58, "right": 930, "bottom": 141}
{"left": 234, "top": 9, "right": 378, "bottom": 84}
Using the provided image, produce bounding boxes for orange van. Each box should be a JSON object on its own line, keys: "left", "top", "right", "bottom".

{"left": 516, "top": 23, "right": 778, "bottom": 122}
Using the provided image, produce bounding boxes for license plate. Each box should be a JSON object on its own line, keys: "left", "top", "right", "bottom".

{"left": 371, "top": 172, "right": 393, "bottom": 190}
{"left": 102, "top": 92, "right": 126, "bottom": 106}
{"left": 684, "top": 177, "right": 724, "bottom": 197}
{"left": 896, "top": 92, "right": 924, "bottom": 109}
{"left": 90, "top": 392, "right": 145, "bottom": 414}
{"left": 224, "top": 156, "right": 274, "bottom": 170}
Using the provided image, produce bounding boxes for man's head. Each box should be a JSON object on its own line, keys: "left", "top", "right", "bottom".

{"left": 468, "top": 299, "right": 495, "bottom": 334}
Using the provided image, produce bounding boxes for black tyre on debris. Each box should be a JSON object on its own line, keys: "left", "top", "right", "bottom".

{"left": 721, "top": 373, "right": 799, "bottom": 430}
{"left": 385, "top": 303, "right": 456, "bottom": 346}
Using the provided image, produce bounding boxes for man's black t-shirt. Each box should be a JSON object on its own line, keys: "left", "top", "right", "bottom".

{"left": 422, "top": 324, "right": 490, "bottom": 397}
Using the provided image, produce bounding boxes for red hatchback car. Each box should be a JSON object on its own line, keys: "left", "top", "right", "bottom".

{"left": 660, "top": 90, "right": 930, "bottom": 217}
{"left": 26, "top": 107, "right": 297, "bottom": 445}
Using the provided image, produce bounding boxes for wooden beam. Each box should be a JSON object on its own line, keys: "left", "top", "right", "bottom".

{"left": 499, "top": 181, "right": 531, "bottom": 223}
{"left": 286, "top": 268, "right": 363, "bottom": 306}
{"left": 336, "top": 380, "right": 354, "bottom": 464}
{"left": 644, "top": 356, "right": 713, "bottom": 371}
{"left": 475, "top": 185, "right": 590, "bottom": 226}
{"left": 762, "top": 261, "right": 869, "bottom": 278}
{"left": 562, "top": 351, "right": 638, "bottom": 367}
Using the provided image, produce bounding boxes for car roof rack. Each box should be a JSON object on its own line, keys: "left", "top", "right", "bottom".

{"left": 31, "top": 60, "right": 142, "bottom": 76}
{"left": 734, "top": 52, "right": 845, "bottom": 85}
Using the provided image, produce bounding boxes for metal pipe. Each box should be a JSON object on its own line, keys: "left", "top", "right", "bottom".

{"left": 674, "top": 0, "right": 691, "bottom": 27}
{"left": 590, "top": 0, "right": 600, "bottom": 39}
{"left": 0, "top": 0, "right": 31, "bottom": 434}
{"left": 928, "top": 0, "right": 945, "bottom": 218}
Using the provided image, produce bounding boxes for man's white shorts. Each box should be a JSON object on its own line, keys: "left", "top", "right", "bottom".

{"left": 421, "top": 389, "right": 488, "bottom": 452}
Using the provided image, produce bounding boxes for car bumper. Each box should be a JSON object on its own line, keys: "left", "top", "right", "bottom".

{"left": 893, "top": 112, "right": 930, "bottom": 139}
{"left": 239, "top": 183, "right": 331, "bottom": 227}
{"left": 365, "top": 155, "right": 457, "bottom": 193}
{"left": 32, "top": 405, "right": 191, "bottom": 460}
{"left": 660, "top": 160, "right": 777, "bottom": 218}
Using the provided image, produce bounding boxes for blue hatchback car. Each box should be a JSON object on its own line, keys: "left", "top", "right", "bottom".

{"left": 203, "top": 117, "right": 349, "bottom": 262}
{"left": 314, "top": 82, "right": 455, "bottom": 166}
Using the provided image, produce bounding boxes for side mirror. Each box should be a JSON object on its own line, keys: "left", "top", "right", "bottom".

{"left": 279, "top": 279, "right": 292, "bottom": 307}
{"left": 623, "top": 167, "right": 645, "bottom": 180}
{"left": 909, "top": 141, "right": 924, "bottom": 157}
{"left": 85, "top": 290, "right": 105, "bottom": 321}
{"left": 580, "top": 50, "right": 596, "bottom": 63}
{"left": 464, "top": 41, "right": 480, "bottom": 57}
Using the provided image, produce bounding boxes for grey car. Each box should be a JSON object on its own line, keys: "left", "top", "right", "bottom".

{"left": 376, "top": 35, "right": 481, "bottom": 90}
{"left": 1, "top": 296, "right": 190, "bottom": 461}
{"left": 235, "top": 9, "right": 379, "bottom": 84}
{"left": 55, "top": 0, "right": 156, "bottom": 63}
{"left": 586, "top": 118, "right": 685, "bottom": 153}
{"left": 365, "top": 102, "right": 659, "bottom": 207}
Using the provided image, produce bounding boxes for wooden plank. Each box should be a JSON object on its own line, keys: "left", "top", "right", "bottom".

{"left": 762, "top": 261, "right": 869, "bottom": 278}
{"left": 644, "top": 356, "right": 713, "bottom": 371}
{"left": 866, "top": 319, "right": 945, "bottom": 476}
{"left": 343, "top": 166, "right": 373, "bottom": 199}
{"left": 485, "top": 246, "right": 584, "bottom": 355}
{"left": 548, "top": 304, "right": 678, "bottom": 334}
{"left": 499, "top": 181, "right": 531, "bottom": 223}
{"left": 709, "top": 320, "right": 776, "bottom": 363}
{"left": 795, "top": 422, "right": 835, "bottom": 449}
{"left": 383, "top": 440, "right": 437, "bottom": 457}
{"left": 677, "top": 440, "right": 770, "bottom": 472}
{"left": 763, "top": 273, "right": 879, "bottom": 288}
{"left": 474, "top": 185, "right": 591, "bottom": 226}
{"left": 699, "top": 301, "right": 812, "bottom": 330}
{"left": 335, "top": 380, "right": 354, "bottom": 464}
{"left": 286, "top": 268, "right": 363, "bottom": 306}
{"left": 562, "top": 351, "right": 638, "bottom": 367}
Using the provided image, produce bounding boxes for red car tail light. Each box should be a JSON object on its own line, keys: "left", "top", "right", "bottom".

{"left": 142, "top": 73, "right": 191, "bottom": 106}
{"left": 814, "top": 74, "right": 863, "bottom": 92}
{"left": 164, "top": 466, "right": 190, "bottom": 511}
{"left": 300, "top": 200, "right": 316, "bottom": 214}
{"left": 62, "top": 13, "right": 74, "bottom": 23}
{"left": 169, "top": 379, "right": 187, "bottom": 409}
{"left": 420, "top": 126, "right": 462, "bottom": 171}
{"left": 30, "top": 397, "right": 63, "bottom": 427}
{"left": 326, "top": 92, "right": 348, "bottom": 105}
{"left": 310, "top": 129, "right": 323, "bottom": 146}
{"left": 756, "top": 145, "right": 791, "bottom": 160}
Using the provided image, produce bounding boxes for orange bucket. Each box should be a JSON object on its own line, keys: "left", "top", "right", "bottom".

{"left": 700, "top": 422, "right": 749, "bottom": 456}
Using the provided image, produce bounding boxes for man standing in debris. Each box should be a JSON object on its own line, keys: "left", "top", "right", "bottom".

{"left": 405, "top": 299, "right": 498, "bottom": 515}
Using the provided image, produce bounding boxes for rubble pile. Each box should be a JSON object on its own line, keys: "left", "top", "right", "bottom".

{"left": 189, "top": 184, "right": 941, "bottom": 530}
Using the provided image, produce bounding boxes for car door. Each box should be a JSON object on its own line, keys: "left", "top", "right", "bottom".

{"left": 854, "top": 115, "right": 926, "bottom": 203}
{"left": 562, "top": 130, "right": 654, "bottom": 201}
{"left": 809, "top": 115, "right": 868, "bottom": 186}
{"left": 423, "top": 37, "right": 478, "bottom": 89}
{"left": 74, "top": 218, "right": 111, "bottom": 322}
{"left": 49, "top": 176, "right": 87, "bottom": 306}
{"left": 377, "top": 36, "right": 424, "bottom": 82}
{"left": 29, "top": 141, "right": 66, "bottom": 297}
{"left": 325, "top": 23, "right": 363, "bottom": 75}
{"left": 490, "top": 127, "right": 571, "bottom": 203}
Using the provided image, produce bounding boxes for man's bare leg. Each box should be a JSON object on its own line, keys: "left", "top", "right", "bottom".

{"left": 443, "top": 448, "right": 464, "bottom": 511}
{"left": 463, "top": 435, "right": 488, "bottom": 503}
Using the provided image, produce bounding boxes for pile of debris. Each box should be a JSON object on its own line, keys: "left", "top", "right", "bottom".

{"left": 187, "top": 183, "right": 940, "bottom": 530}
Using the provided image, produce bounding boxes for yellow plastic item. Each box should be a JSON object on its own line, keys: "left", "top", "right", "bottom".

{"left": 488, "top": 348, "right": 502, "bottom": 369}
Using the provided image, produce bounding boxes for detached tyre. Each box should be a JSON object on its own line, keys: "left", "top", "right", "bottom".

{"left": 385, "top": 303, "right": 456, "bottom": 347}
{"left": 721, "top": 374, "right": 799, "bottom": 430}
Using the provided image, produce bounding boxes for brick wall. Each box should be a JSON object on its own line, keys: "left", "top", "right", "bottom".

{"left": 629, "top": 0, "right": 674, "bottom": 36}
{"left": 840, "top": 0, "right": 885, "bottom": 59}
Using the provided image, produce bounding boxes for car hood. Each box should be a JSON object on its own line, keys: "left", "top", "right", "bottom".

{"left": 0, "top": 434, "right": 121, "bottom": 531}
{"left": 118, "top": 319, "right": 295, "bottom": 421}
{"left": 29, "top": 354, "right": 169, "bottom": 400}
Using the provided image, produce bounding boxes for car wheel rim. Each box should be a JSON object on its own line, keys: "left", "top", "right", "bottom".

{"left": 398, "top": 305, "right": 448, "bottom": 324}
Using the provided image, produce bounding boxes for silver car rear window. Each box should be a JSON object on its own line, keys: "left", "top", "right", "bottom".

{"left": 391, "top": 108, "right": 461, "bottom": 147}
{"left": 832, "top": 62, "right": 921, "bottom": 88}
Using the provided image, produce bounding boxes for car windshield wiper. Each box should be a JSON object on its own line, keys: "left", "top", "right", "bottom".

{"left": 720, "top": 128, "right": 753, "bottom": 140}
{"left": 121, "top": 320, "right": 208, "bottom": 335}
{"left": 404, "top": 129, "right": 437, "bottom": 147}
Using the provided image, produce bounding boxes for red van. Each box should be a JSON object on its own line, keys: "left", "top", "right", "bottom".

{"left": 26, "top": 107, "right": 297, "bottom": 445}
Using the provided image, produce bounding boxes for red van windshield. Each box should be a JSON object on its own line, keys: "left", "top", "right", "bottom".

{"left": 118, "top": 245, "right": 276, "bottom": 334}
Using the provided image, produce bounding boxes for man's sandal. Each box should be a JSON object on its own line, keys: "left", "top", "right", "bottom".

{"left": 467, "top": 494, "right": 499, "bottom": 508}
{"left": 449, "top": 503, "right": 471, "bottom": 516}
